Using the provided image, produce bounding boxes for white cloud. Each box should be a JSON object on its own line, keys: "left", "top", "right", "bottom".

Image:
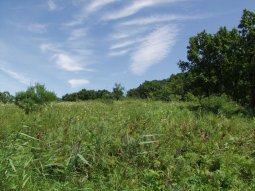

{"left": 110, "top": 27, "right": 149, "bottom": 40}
{"left": 64, "top": 0, "right": 117, "bottom": 27}
{"left": 86, "top": 0, "right": 117, "bottom": 14}
{"left": 40, "top": 43, "right": 61, "bottom": 53}
{"left": 68, "top": 79, "right": 90, "bottom": 88}
{"left": 40, "top": 42, "right": 94, "bottom": 72}
{"left": 130, "top": 25, "right": 179, "bottom": 75}
{"left": 27, "top": 23, "right": 47, "bottom": 33}
{"left": 0, "top": 67, "right": 31, "bottom": 85}
{"left": 53, "top": 53, "right": 85, "bottom": 72}
{"left": 68, "top": 28, "right": 87, "bottom": 41}
{"left": 110, "top": 39, "right": 142, "bottom": 50}
{"left": 103, "top": 0, "right": 184, "bottom": 20}
{"left": 121, "top": 14, "right": 201, "bottom": 26}
{"left": 48, "top": 0, "right": 57, "bottom": 11}
{"left": 108, "top": 49, "right": 130, "bottom": 57}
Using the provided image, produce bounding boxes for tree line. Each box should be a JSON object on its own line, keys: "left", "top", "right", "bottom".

{"left": 0, "top": 9, "right": 254, "bottom": 110}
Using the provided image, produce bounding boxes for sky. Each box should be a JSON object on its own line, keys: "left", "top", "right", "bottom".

{"left": 0, "top": 0, "right": 254, "bottom": 96}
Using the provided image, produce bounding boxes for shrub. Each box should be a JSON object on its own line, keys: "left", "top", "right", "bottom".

{"left": 199, "top": 94, "right": 245, "bottom": 116}
{"left": 112, "top": 83, "right": 124, "bottom": 100}
{"left": 0, "top": 91, "right": 13, "bottom": 103}
{"left": 184, "top": 92, "right": 199, "bottom": 102}
{"left": 15, "top": 83, "right": 57, "bottom": 114}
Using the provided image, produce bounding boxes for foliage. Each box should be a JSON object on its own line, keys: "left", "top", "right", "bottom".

{"left": 194, "top": 95, "right": 246, "bottom": 117}
{"left": 127, "top": 73, "right": 186, "bottom": 101}
{"left": 15, "top": 83, "right": 57, "bottom": 114}
{"left": 62, "top": 89, "right": 112, "bottom": 101}
{"left": 112, "top": 83, "right": 125, "bottom": 100}
{"left": 0, "top": 91, "right": 13, "bottom": 104}
{"left": 178, "top": 9, "right": 255, "bottom": 108}
{"left": 0, "top": 100, "right": 254, "bottom": 190}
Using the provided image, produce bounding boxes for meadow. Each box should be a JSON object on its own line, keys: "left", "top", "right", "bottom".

{"left": 0, "top": 100, "right": 254, "bottom": 190}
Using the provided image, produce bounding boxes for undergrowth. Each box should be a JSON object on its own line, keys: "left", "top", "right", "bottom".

{"left": 0, "top": 100, "right": 254, "bottom": 190}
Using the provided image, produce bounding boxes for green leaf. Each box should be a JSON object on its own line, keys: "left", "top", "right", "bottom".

{"left": 9, "top": 159, "right": 16, "bottom": 172}
{"left": 77, "top": 154, "right": 92, "bottom": 167}
{"left": 19, "top": 132, "right": 41, "bottom": 141}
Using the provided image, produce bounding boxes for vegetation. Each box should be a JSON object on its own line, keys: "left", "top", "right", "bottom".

{"left": 0, "top": 91, "right": 13, "bottom": 104}
{"left": 0, "top": 9, "right": 255, "bottom": 190}
{"left": 15, "top": 83, "right": 57, "bottom": 114}
{"left": 62, "top": 89, "right": 112, "bottom": 101}
{"left": 112, "top": 83, "right": 125, "bottom": 100}
{"left": 1, "top": 100, "right": 254, "bottom": 190}
{"left": 127, "top": 73, "right": 185, "bottom": 101}
{"left": 128, "top": 9, "right": 255, "bottom": 109}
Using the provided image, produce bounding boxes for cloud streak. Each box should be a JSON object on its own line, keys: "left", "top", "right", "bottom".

{"left": 40, "top": 42, "right": 94, "bottom": 72}
{"left": 27, "top": 23, "right": 47, "bottom": 33}
{"left": 65, "top": 0, "right": 117, "bottom": 27}
{"left": 121, "top": 14, "right": 203, "bottom": 26}
{"left": 48, "top": 0, "right": 57, "bottom": 11}
{"left": 130, "top": 25, "right": 179, "bottom": 75}
{"left": 0, "top": 67, "right": 31, "bottom": 85}
{"left": 103, "top": 0, "right": 185, "bottom": 20}
{"left": 108, "top": 49, "right": 131, "bottom": 57}
{"left": 68, "top": 28, "right": 87, "bottom": 41}
{"left": 110, "top": 39, "right": 142, "bottom": 50}
{"left": 86, "top": 0, "right": 117, "bottom": 14}
{"left": 68, "top": 79, "right": 90, "bottom": 88}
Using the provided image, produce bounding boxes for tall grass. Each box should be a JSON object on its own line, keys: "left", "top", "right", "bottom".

{"left": 0, "top": 100, "right": 254, "bottom": 190}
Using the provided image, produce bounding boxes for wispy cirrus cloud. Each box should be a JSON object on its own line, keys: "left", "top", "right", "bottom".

{"left": 110, "top": 39, "right": 142, "bottom": 50}
{"left": 27, "top": 23, "right": 47, "bottom": 33}
{"left": 0, "top": 67, "right": 32, "bottom": 85}
{"left": 110, "top": 27, "right": 149, "bottom": 40}
{"left": 108, "top": 49, "right": 131, "bottom": 57}
{"left": 86, "top": 0, "right": 117, "bottom": 14}
{"left": 47, "top": 0, "right": 57, "bottom": 11}
{"left": 130, "top": 25, "right": 179, "bottom": 75}
{"left": 121, "top": 14, "right": 204, "bottom": 26}
{"left": 65, "top": 0, "right": 117, "bottom": 27}
{"left": 40, "top": 43, "right": 61, "bottom": 53}
{"left": 103, "top": 0, "right": 185, "bottom": 20}
{"left": 40, "top": 42, "right": 94, "bottom": 72}
{"left": 68, "top": 79, "right": 90, "bottom": 88}
{"left": 68, "top": 28, "right": 87, "bottom": 41}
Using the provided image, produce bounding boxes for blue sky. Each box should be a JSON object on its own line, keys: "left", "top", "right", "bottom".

{"left": 0, "top": 0, "right": 254, "bottom": 96}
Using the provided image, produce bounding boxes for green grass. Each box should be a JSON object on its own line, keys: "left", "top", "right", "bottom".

{"left": 0, "top": 100, "right": 255, "bottom": 190}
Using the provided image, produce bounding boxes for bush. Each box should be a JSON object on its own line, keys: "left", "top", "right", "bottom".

{"left": 0, "top": 91, "right": 13, "bottom": 103}
{"left": 199, "top": 94, "right": 245, "bottom": 116}
{"left": 15, "top": 83, "right": 57, "bottom": 114}
{"left": 184, "top": 92, "right": 199, "bottom": 102}
{"left": 112, "top": 83, "right": 124, "bottom": 100}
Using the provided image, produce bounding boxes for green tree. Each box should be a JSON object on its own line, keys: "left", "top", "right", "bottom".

{"left": 15, "top": 83, "right": 57, "bottom": 114}
{"left": 178, "top": 9, "right": 255, "bottom": 107}
{"left": 112, "top": 83, "right": 124, "bottom": 100}
{"left": 238, "top": 9, "right": 255, "bottom": 107}
{"left": 0, "top": 91, "right": 13, "bottom": 103}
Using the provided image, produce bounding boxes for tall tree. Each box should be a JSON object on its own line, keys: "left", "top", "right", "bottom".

{"left": 112, "top": 83, "right": 124, "bottom": 100}
{"left": 178, "top": 9, "right": 255, "bottom": 107}
{"left": 238, "top": 9, "right": 255, "bottom": 107}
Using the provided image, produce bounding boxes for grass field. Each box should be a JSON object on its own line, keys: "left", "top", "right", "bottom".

{"left": 0, "top": 100, "right": 255, "bottom": 190}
